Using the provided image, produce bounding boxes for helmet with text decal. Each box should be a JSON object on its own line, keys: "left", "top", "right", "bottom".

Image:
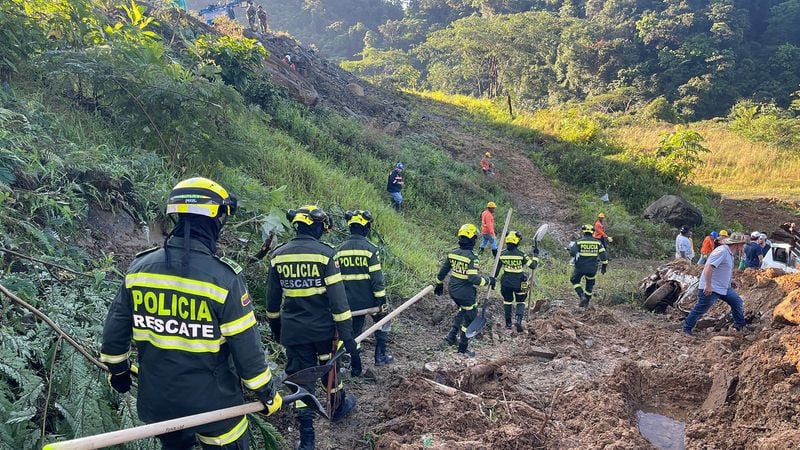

{"left": 167, "top": 177, "right": 237, "bottom": 219}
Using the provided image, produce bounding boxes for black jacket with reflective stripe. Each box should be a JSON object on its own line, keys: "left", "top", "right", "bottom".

{"left": 100, "top": 237, "right": 271, "bottom": 424}
{"left": 334, "top": 235, "right": 386, "bottom": 312}
{"left": 569, "top": 236, "right": 608, "bottom": 273}
{"left": 266, "top": 234, "right": 354, "bottom": 345}
{"left": 495, "top": 247, "right": 539, "bottom": 290}
{"left": 436, "top": 246, "right": 488, "bottom": 306}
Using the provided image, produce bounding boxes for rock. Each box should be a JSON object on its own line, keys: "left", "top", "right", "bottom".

{"left": 347, "top": 82, "right": 365, "bottom": 97}
{"left": 643, "top": 194, "right": 703, "bottom": 227}
{"left": 612, "top": 345, "right": 629, "bottom": 354}
{"left": 527, "top": 346, "right": 557, "bottom": 359}
{"left": 773, "top": 290, "right": 800, "bottom": 325}
{"left": 383, "top": 121, "right": 401, "bottom": 135}
{"left": 584, "top": 338, "right": 594, "bottom": 348}
{"left": 702, "top": 370, "right": 736, "bottom": 411}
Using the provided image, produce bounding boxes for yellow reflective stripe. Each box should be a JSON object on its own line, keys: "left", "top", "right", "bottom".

{"left": 478, "top": 277, "right": 488, "bottom": 286}
{"left": 579, "top": 252, "right": 598, "bottom": 257}
{"left": 132, "top": 328, "right": 223, "bottom": 353}
{"left": 266, "top": 311, "right": 281, "bottom": 319}
{"left": 368, "top": 264, "right": 382, "bottom": 272}
{"left": 296, "top": 400, "right": 308, "bottom": 408}
{"left": 503, "top": 268, "right": 524, "bottom": 273}
{"left": 448, "top": 253, "right": 471, "bottom": 263}
{"left": 586, "top": 276, "right": 596, "bottom": 280}
{"left": 126, "top": 272, "right": 228, "bottom": 304}
{"left": 333, "top": 310, "right": 352, "bottom": 322}
{"left": 602, "top": 261, "right": 609, "bottom": 265}
{"left": 284, "top": 287, "right": 327, "bottom": 297}
{"left": 335, "top": 249, "right": 373, "bottom": 258}
{"left": 341, "top": 273, "right": 371, "bottom": 281}
{"left": 198, "top": 416, "right": 248, "bottom": 446}
{"left": 373, "top": 290, "right": 386, "bottom": 298}
{"left": 242, "top": 367, "right": 272, "bottom": 390}
{"left": 451, "top": 272, "right": 468, "bottom": 279}
{"left": 502, "top": 256, "right": 524, "bottom": 261}
{"left": 325, "top": 273, "right": 342, "bottom": 285}
{"left": 271, "top": 254, "right": 329, "bottom": 266}
{"left": 220, "top": 311, "right": 257, "bottom": 337}
{"left": 573, "top": 284, "right": 582, "bottom": 288}
{"left": 167, "top": 204, "right": 218, "bottom": 217}
{"left": 460, "top": 303, "right": 476, "bottom": 310}
{"left": 599, "top": 247, "right": 606, "bottom": 253}
{"left": 503, "top": 300, "right": 514, "bottom": 305}
{"left": 99, "top": 352, "right": 130, "bottom": 364}
{"left": 466, "top": 269, "right": 478, "bottom": 275}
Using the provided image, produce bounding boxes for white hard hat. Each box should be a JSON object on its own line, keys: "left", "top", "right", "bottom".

{"left": 759, "top": 233, "right": 767, "bottom": 240}
{"left": 750, "top": 231, "right": 760, "bottom": 240}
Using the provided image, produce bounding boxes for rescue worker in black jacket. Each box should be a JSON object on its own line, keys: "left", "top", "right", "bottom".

{"left": 435, "top": 224, "right": 491, "bottom": 357}
{"left": 569, "top": 224, "right": 609, "bottom": 308}
{"left": 266, "top": 205, "right": 359, "bottom": 450}
{"left": 494, "top": 231, "right": 539, "bottom": 332}
{"left": 334, "top": 210, "right": 394, "bottom": 369}
{"left": 101, "top": 177, "right": 280, "bottom": 450}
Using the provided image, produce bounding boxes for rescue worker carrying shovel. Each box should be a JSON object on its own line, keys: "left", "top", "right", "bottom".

{"left": 335, "top": 210, "right": 394, "bottom": 371}
{"left": 100, "top": 177, "right": 280, "bottom": 450}
{"left": 435, "top": 224, "right": 491, "bottom": 357}
{"left": 569, "top": 224, "right": 608, "bottom": 308}
{"left": 266, "top": 205, "right": 359, "bottom": 450}
{"left": 495, "top": 231, "right": 539, "bottom": 332}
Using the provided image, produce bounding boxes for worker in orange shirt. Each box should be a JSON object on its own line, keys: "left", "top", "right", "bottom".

{"left": 480, "top": 152, "right": 493, "bottom": 176}
{"left": 698, "top": 231, "right": 719, "bottom": 265}
{"left": 593, "top": 213, "right": 612, "bottom": 249}
{"left": 479, "top": 201, "right": 498, "bottom": 257}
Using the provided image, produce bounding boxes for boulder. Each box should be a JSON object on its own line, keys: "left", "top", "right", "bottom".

{"left": 773, "top": 289, "right": 800, "bottom": 325}
{"left": 643, "top": 195, "right": 703, "bottom": 227}
{"left": 347, "top": 83, "right": 365, "bottom": 97}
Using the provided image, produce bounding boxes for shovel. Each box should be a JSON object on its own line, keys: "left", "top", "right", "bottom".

{"left": 42, "top": 381, "right": 325, "bottom": 450}
{"left": 527, "top": 223, "right": 549, "bottom": 314}
{"left": 465, "top": 208, "right": 513, "bottom": 339}
{"left": 284, "top": 285, "right": 433, "bottom": 385}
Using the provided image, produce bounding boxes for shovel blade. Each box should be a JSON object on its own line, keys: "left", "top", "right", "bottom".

{"left": 465, "top": 313, "right": 486, "bottom": 339}
{"left": 281, "top": 381, "right": 329, "bottom": 419}
{"left": 283, "top": 349, "right": 345, "bottom": 385}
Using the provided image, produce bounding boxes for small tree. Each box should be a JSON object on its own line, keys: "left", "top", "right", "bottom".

{"left": 654, "top": 127, "right": 709, "bottom": 183}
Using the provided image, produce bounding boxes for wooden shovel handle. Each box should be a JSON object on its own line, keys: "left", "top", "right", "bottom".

{"left": 355, "top": 285, "right": 433, "bottom": 344}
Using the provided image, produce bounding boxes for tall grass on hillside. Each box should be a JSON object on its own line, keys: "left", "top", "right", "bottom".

{"left": 611, "top": 123, "right": 800, "bottom": 201}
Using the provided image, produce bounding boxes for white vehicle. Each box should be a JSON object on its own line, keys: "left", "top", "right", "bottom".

{"left": 762, "top": 242, "right": 798, "bottom": 273}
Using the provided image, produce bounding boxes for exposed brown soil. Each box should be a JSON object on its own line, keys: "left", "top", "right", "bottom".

{"left": 718, "top": 198, "right": 800, "bottom": 240}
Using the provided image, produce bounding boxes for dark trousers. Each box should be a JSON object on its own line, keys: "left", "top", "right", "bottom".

{"left": 500, "top": 286, "right": 527, "bottom": 325}
{"left": 285, "top": 341, "right": 346, "bottom": 420}
{"left": 159, "top": 416, "right": 250, "bottom": 450}
{"left": 446, "top": 303, "right": 477, "bottom": 352}
{"left": 352, "top": 314, "right": 389, "bottom": 358}
{"left": 570, "top": 269, "right": 597, "bottom": 300}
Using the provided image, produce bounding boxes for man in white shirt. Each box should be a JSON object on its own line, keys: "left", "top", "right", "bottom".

{"left": 675, "top": 225, "right": 695, "bottom": 261}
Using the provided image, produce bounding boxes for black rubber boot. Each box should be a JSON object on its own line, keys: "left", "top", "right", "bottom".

{"left": 332, "top": 392, "right": 357, "bottom": 422}
{"left": 457, "top": 334, "right": 474, "bottom": 357}
{"left": 492, "top": 248, "right": 497, "bottom": 257}
{"left": 478, "top": 247, "right": 485, "bottom": 255}
{"left": 294, "top": 416, "right": 315, "bottom": 450}
{"left": 374, "top": 332, "right": 395, "bottom": 366}
{"left": 515, "top": 313, "right": 524, "bottom": 332}
{"left": 579, "top": 293, "right": 589, "bottom": 308}
{"left": 444, "top": 326, "right": 458, "bottom": 346}
{"left": 504, "top": 304, "right": 513, "bottom": 329}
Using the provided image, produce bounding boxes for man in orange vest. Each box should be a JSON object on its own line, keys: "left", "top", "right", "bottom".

{"left": 480, "top": 152, "right": 493, "bottom": 176}
{"left": 480, "top": 202, "right": 498, "bottom": 257}
{"left": 593, "top": 213, "right": 612, "bottom": 249}
{"left": 698, "top": 231, "right": 719, "bottom": 265}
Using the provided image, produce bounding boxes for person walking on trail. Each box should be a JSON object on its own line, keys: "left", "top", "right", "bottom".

{"left": 246, "top": 2, "right": 257, "bottom": 31}
{"left": 435, "top": 224, "right": 491, "bottom": 357}
{"left": 683, "top": 232, "right": 751, "bottom": 336}
{"left": 569, "top": 224, "right": 609, "bottom": 308}
{"left": 386, "top": 162, "right": 404, "bottom": 211}
{"left": 698, "top": 231, "right": 719, "bottom": 265}
{"left": 675, "top": 225, "right": 695, "bottom": 262}
{"left": 101, "top": 177, "right": 281, "bottom": 450}
{"left": 593, "top": 213, "right": 612, "bottom": 249}
{"left": 494, "top": 231, "right": 539, "bottom": 332}
{"left": 266, "top": 205, "right": 359, "bottom": 450}
{"left": 480, "top": 152, "right": 493, "bottom": 176}
{"left": 479, "top": 202, "right": 498, "bottom": 257}
{"left": 743, "top": 231, "right": 764, "bottom": 269}
{"left": 334, "top": 210, "right": 394, "bottom": 369}
{"left": 256, "top": 5, "right": 268, "bottom": 33}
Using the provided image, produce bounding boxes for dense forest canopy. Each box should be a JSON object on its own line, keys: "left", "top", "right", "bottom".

{"left": 245, "top": 0, "right": 800, "bottom": 119}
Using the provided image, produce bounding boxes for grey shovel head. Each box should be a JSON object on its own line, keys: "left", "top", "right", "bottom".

{"left": 465, "top": 313, "right": 487, "bottom": 339}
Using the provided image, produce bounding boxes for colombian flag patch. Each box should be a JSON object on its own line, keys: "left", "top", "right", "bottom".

{"left": 241, "top": 291, "right": 252, "bottom": 306}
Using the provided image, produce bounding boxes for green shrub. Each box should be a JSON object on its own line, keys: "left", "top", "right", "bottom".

{"left": 640, "top": 96, "right": 682, "bottom": 124}
{"left": 727, "top": 100, "right": 800, "bottom": 149}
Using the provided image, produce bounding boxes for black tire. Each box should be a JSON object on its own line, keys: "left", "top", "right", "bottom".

{"left": 643, "top": 282, "right": 678, "bottom": 312}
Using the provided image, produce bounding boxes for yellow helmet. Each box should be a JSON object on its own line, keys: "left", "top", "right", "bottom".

{"left": 718, "top": 229, "right": 729, "bottom": 237}
{"left": 345, "top": 210, "right": 373, "bottom": 226}
{"left": 487, "top": 201, "right": 497, "bottom": 209}
{"left": 484, "top": 152, "right": 491, "bottom": 157}
{"left": 287, "top": 205, "right": 332, "bottom": 230}
{"left": 505, "top": 230, "right": 521, "bottom": 245}
{"left": 457, "top": 223, "right": 478, "bottom": 239}
{"left": 166, "top": 177, "right": 237, "bottom": 218}
{"left": 581, "top": 224, "right": 595, "bottom": 234}
{"left": 597, "top": 213, "right": 606, "bottom": 219}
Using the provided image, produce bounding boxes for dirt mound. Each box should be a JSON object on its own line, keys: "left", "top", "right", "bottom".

{"left": 774, "top": 272, "right": 800, "bottom": 293}
{"left": 373, "top": 375, "right": 548, "bottom": 449}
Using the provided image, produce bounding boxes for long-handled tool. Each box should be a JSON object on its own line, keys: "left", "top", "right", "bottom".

{"left": 465, "top": 209, "right": 513, "bottom": 339}
{"left": 42, "top": 381, "right": 325, "bottom": 450}
{"left": 528, "top": 223, "right": 549, "bottom": 314}
{"left": 284, "top": 285, "right": 433, "bottom": 385}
